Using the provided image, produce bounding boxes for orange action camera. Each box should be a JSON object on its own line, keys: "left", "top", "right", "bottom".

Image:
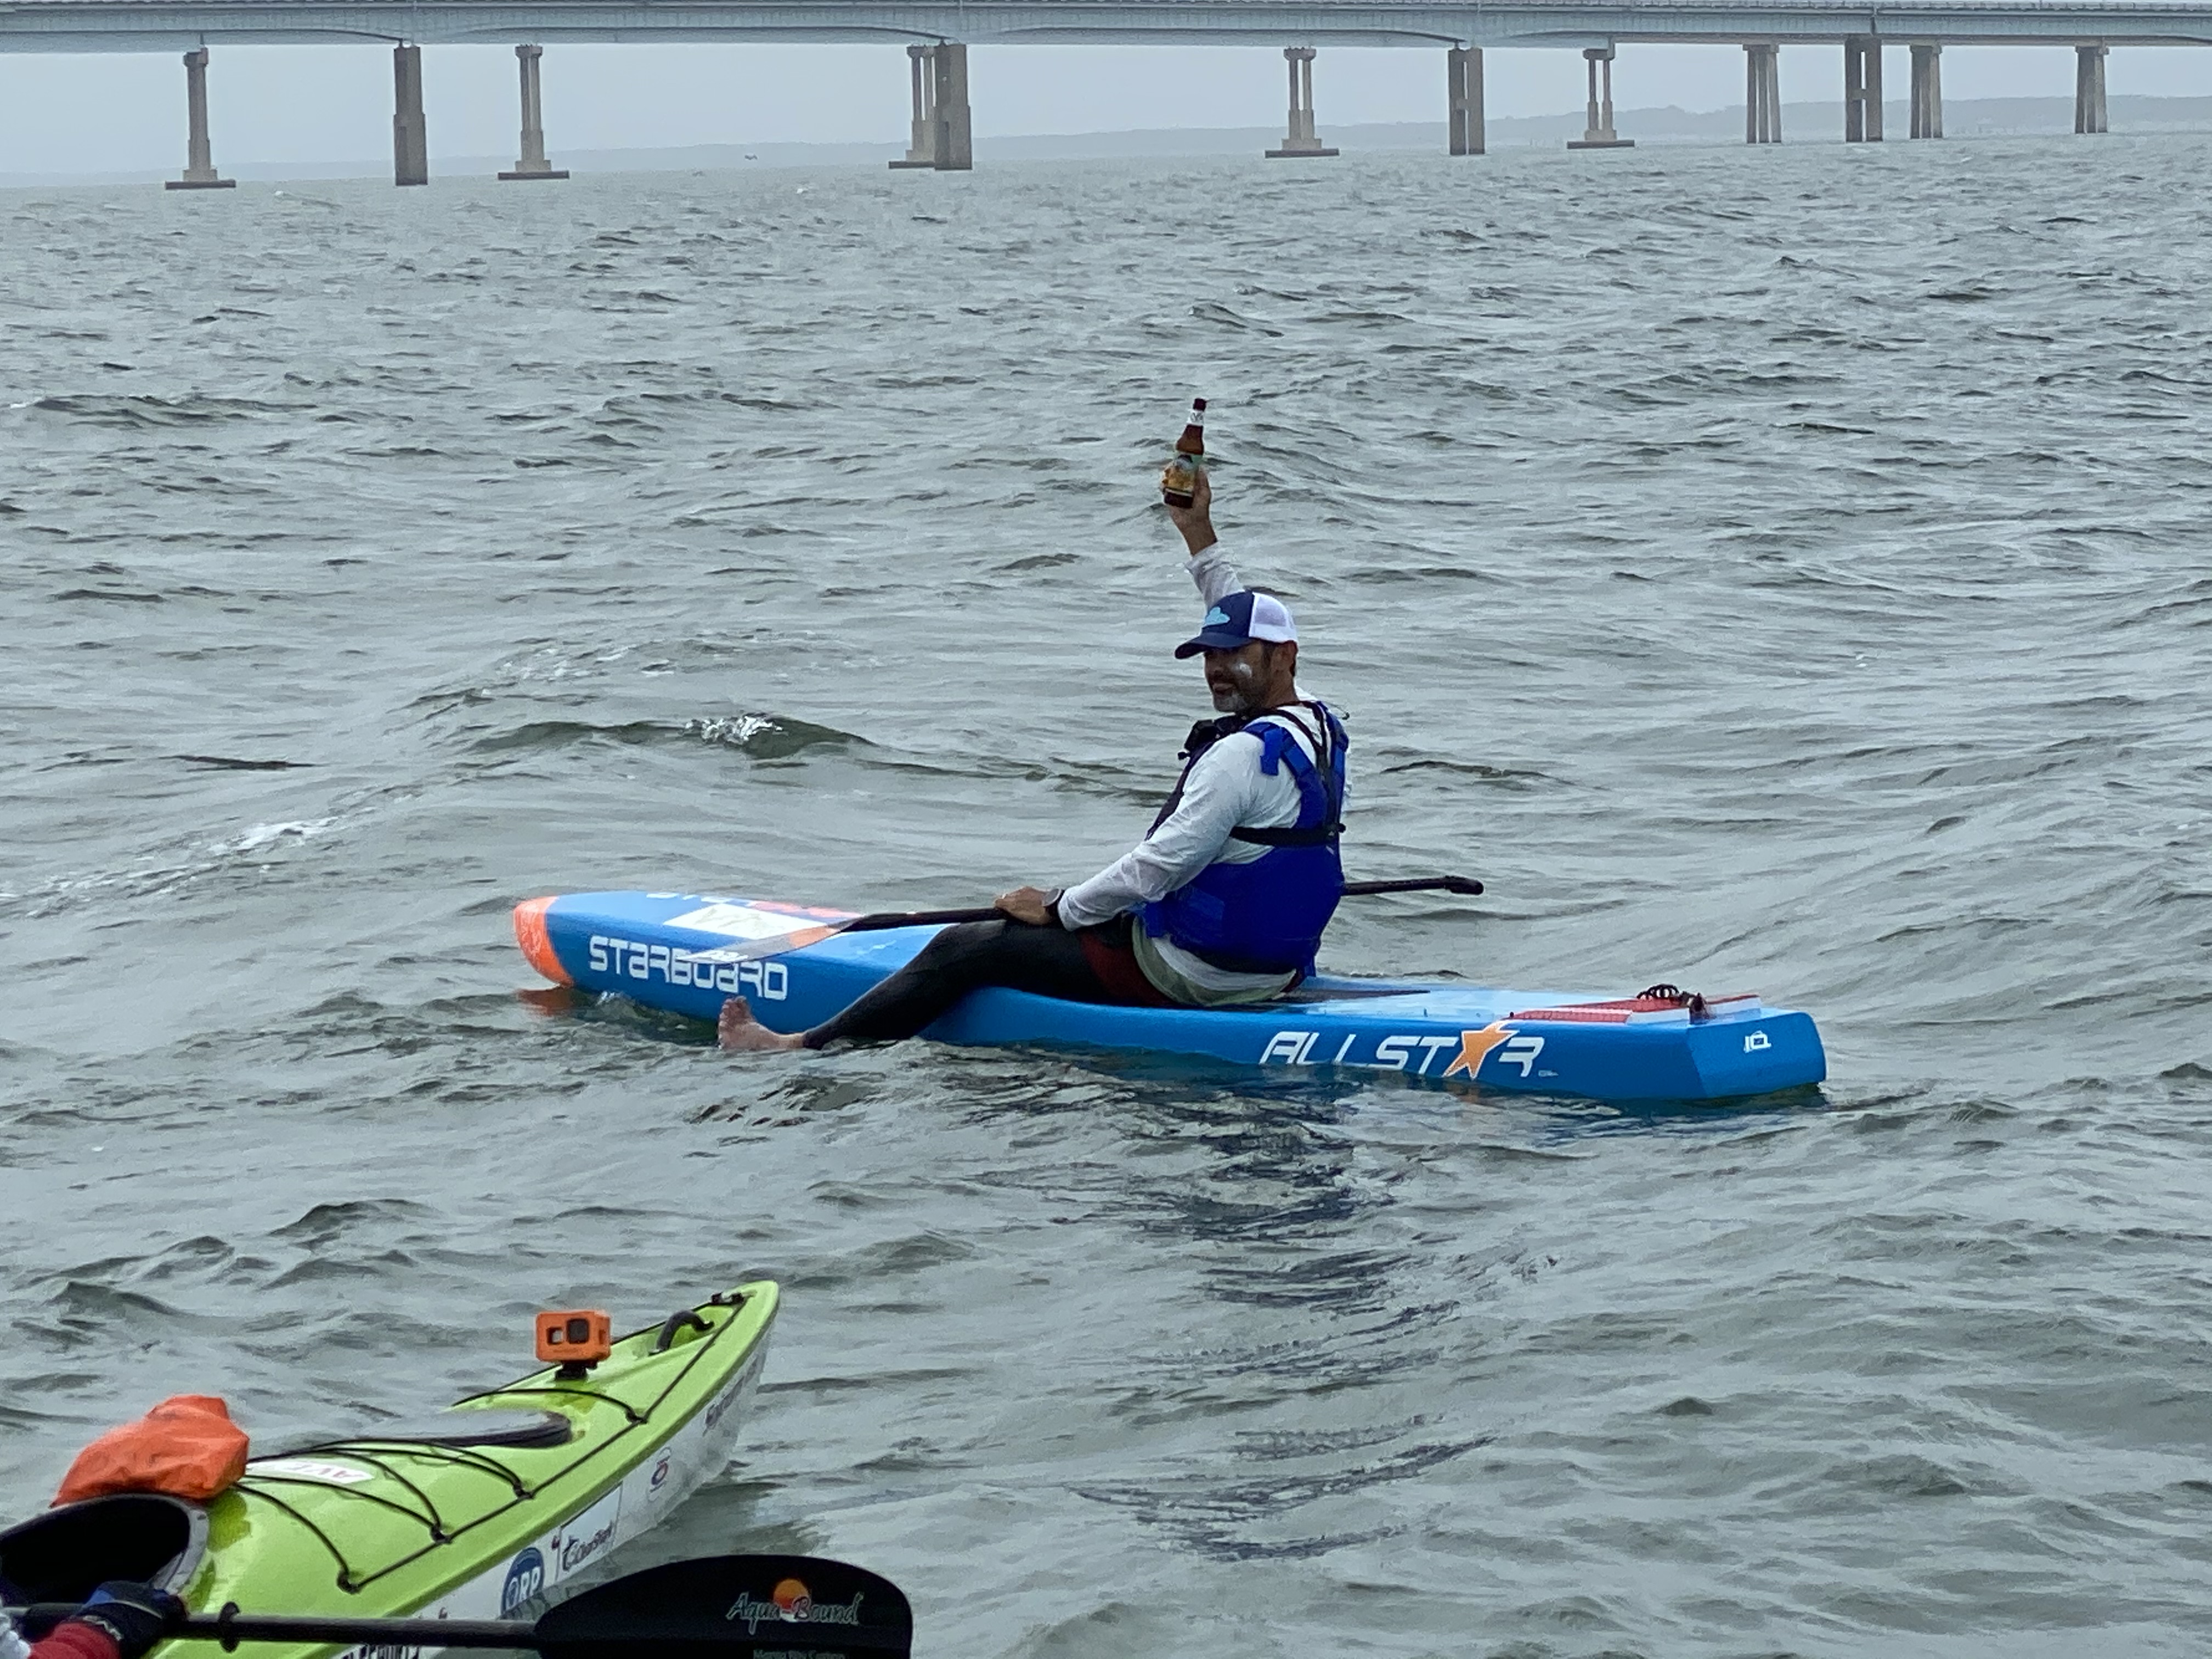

{"left": 535, "top": 1308, "right": 612, "bottom": 1366}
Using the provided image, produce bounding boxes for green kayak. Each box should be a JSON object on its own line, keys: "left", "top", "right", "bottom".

{"left": 1, "top": 1282, "right": 777, "bottom": 1659}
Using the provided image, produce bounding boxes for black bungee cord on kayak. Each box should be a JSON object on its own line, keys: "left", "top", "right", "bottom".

{"left": 1638, "top": 984, "right": 1711, "bottom": 1018}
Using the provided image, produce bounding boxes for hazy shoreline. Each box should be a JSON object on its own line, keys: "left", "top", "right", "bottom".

{"left": 5, "top": 92, "right": 2211, "bottom": 187}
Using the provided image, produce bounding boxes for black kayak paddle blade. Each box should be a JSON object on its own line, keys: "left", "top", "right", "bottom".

{"left": 537, "top": 1555, "right": 913, "bottom": 1658}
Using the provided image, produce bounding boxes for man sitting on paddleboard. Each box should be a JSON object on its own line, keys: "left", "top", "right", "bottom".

{"left": 718, "top": 467, "right": 1347, "bottom": 1053}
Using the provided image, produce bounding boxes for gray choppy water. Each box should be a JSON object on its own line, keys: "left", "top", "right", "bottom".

{"left": 3, "top": 136, "right": 2210, "bottom": 1656}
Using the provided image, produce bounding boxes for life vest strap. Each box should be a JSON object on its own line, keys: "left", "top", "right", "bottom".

{"left": 1230, "top": 821, "right": 1342, "bottom": 848}
{"left": 1150, "top": 700, "right": 1345, "bottom": 839}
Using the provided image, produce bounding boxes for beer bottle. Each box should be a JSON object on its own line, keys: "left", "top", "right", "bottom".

{"left": 1160, "top": 397, "right": 1207, "bottom": 509}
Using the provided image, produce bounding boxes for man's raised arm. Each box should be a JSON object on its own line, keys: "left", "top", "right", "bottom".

{"left": 1164, "top": 466, "right": 1248, "bottom": 604}
{"left": 1163, "top": 465, "right": 1312, "bottom": 702}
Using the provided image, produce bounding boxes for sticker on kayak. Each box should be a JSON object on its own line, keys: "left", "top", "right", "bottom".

{"left": 501, "top": 1546, "right": 547, "bottom": 1615}
{"left": 587, "top": 934, "right": 791, "bottom": 998}
{"left": 663, "top": 901, "right": 853, "bottom": 944}
{"left": 548, "top": 1486, "right": 623, "bottom": 1583}
{"left": 251, "top": 1457, "right": 376, "bottom": 1485}
{"left": 1259, "top": 1022, "right": 1547, "bottom": 1079}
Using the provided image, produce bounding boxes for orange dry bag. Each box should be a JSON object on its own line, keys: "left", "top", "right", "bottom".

{"left": 53, "top": 1395, "right": 250, "bottom": 1506}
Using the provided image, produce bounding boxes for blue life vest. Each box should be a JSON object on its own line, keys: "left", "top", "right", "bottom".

{"left": 1141, "top": 701, "right": 1348, "bottom": 977}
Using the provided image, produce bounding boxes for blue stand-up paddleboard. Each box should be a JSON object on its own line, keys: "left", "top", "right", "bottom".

{"left": 515, "top": 892, "right": 1826, "bottom": 1104}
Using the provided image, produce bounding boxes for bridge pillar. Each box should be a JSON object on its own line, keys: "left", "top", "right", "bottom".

{"left": 1743, "top": 43, "right": 1781, "bottom": 143}
{"left": 1909, "top": 42, "right": 1942, "bottom": 139}
{"left": 2074, "top": 43, "right": 2108, "bottom": 133}
{"left": 890, "top": 45, "right": 968, "bottom": 170}
{"left": 393, "top": 44, "right": 428, "bottom": 185}
{"left": 500, "top": 46, "right": 568, "bottom": 179}
{"left": 932, "top": 44, "right": 972, "bottom": 169}
{"left": 1568, "top": 46, "right": 1634, "bottom": 148}
{"left": 1267, "top": 47, "right": 1338, "bottom": 156}
{"left": 891, "top": 44, "right": 937, "bottom": 166}
{"left": 1447, "top": 47, "right": 1484, "bottom": 155}
{"left": 165, "top": 48, "right": 234, "bottom": 190}
{"left": 1843, "top": 38, "right": 1884, "bottom": 141}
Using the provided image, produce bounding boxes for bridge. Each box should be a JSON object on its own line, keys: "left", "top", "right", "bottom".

{"left": 2, "top": 0, "right": 2201, "bottom": 184}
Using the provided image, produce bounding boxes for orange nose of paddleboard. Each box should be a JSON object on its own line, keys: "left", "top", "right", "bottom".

{"left": 513, "top": 895, "right": 572, "bottom": 985}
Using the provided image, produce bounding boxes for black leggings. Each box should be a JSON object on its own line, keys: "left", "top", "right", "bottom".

{"left": 802, "top": 918, "right": 1130, "bottom": 1048}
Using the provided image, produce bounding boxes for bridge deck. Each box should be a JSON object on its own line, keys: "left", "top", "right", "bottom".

{"left": 4, "top": 0, "right": 2211, "bottom": 52}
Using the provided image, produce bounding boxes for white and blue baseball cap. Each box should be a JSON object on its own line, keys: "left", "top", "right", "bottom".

{"left": 1174, "top": 590, "right": 1298, "bottom": 659}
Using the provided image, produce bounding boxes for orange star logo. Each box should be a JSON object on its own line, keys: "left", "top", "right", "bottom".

{"left": 1441, "top": 1021, "right": 1517, "bottom": 1079}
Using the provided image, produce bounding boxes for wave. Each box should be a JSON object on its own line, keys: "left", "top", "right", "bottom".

{"left": 26, "top": 393, "right": 295, "bottom": 427}
{"left": 467, "top": 713, "right": 861, "bottom": 761}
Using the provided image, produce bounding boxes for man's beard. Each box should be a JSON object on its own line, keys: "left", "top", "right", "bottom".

{"left": 1209, "top": 661, "right": 1263, "bottom": 714}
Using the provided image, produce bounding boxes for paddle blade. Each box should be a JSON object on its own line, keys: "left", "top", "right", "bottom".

{"left": 537, "top": 1555, "right": 912, "bottom": 1658}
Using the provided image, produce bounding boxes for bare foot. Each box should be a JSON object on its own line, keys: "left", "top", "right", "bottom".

{"left": 718, "top": 996, "right": 805, "bottom": 1053}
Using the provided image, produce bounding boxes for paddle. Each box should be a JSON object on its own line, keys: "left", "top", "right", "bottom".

{"left": 850, "top": 874, "right": 1483, "bottom": 932}
{"left": 695, "top": 874, "right": 1487, "bottom": 965}
{"left": 10, "top": 1553, "right": 910, "bottom": 1658}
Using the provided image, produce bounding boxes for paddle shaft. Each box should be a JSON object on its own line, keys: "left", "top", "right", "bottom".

{"left": 12, "top": 1607, "right": 523, "bottom": 1649}
{"left": 12, "top": 1554, "right": 912, "bottom": 1657}
{"left": 843, "top": 874, "right": 1483, "bottom": 934}
{"left": 15, "top": 1607, "right": 885, "bottom": 1653}
{"left": 198, "top": 1611, "right": 524, "bottom": 1648}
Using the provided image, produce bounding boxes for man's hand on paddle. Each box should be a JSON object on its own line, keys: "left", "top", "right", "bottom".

{"left": 994, "top": 886, "right": 1059, "bottom": 927}
{"left": 1165, "top": 465, "right": 1216, "bottom": 558}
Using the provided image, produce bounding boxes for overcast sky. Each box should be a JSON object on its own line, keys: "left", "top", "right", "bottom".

{"left": 0, "top": 40, "right": 2206, "bottom": 171}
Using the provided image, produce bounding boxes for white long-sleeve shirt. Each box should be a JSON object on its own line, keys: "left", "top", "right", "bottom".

{"left": 1056, "top": 543, "right": 1341, "bottom": 1004}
